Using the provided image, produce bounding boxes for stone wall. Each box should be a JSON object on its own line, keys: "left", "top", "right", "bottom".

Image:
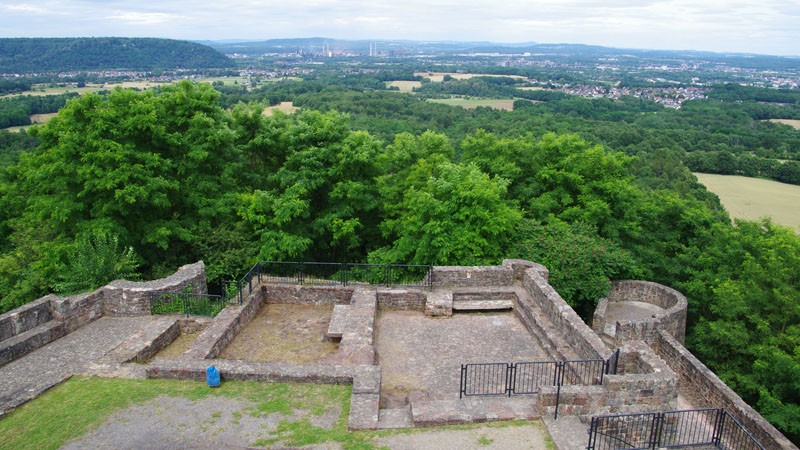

{"left": 522, "top": 267, "right": 609, "bottom": 360}
{"left": 376, "top": 289, "right": 426, "bottom": 311}
{"left": 431, "top": 265, "right": 513, "bottom": 288}
{"left": 595, "top": 280, "right": 688, "bottom": 344}
{"left": 50, "top": 289, "right": 105, "bottom": 333}
{"left": 0, "top": 297, "right": 53, "bottom": 341}
{"left": 264, "top": 285, "right": 354, "bottom": 305}
{"left": 104, "top": 261, "right": 208, "bottom": 316}
{"left": 185, "top": 285, "right": 265, "bottom": 360}
{"left": 651, "top": 329, "right": 797, "bottom": 450}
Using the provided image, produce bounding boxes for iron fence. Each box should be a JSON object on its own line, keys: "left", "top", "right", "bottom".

{"left": 587, "top": 408, "right": 765, "bottom": 450}
{"left": 460, "top": 350, "right": 620, "bottom": 399}
{"left": 148, "top": 291, "right": 227, "bottom": 317}
{"left": 460, "top": 350, "right": 620, "bottom": 419}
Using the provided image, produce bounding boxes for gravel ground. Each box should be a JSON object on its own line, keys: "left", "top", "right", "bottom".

{"left": 58, "top": 395, "right": 551, "bottom": 450}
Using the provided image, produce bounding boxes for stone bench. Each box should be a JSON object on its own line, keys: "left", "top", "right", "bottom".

{"left": 0, "top": 320, "right": 67, "bottom": 367}
{"left": 326, "top": 304, "right": 350, "bottom": 339}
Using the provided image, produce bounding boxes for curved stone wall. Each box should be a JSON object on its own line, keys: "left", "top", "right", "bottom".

{"left": 593, "top": 280, "right": 688, "bottom": 345}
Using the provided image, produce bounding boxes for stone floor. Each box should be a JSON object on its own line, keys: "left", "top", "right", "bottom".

{"left": 374, "top": 310, "right": 548, "bottom": 408}
{"left": 0, "top": 316, "right": 166, "bottom": 415}
{"left": 602, "top": 301, "right": 664, "bottom": 336}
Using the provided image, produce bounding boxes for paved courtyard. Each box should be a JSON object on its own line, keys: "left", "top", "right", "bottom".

{"left": 375, "top": 310, "right": 547, "bottom": 408}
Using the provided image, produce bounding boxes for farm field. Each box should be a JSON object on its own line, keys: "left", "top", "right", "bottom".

{"left": 428, "top": 97, "right": 515, "bottom": 110}
{"left": 414, "top": 72, "right": 528, "bottom": 82}
{"left": 768, "top": 119, "right": 800, "bottom": 130}
{"left": 262, "top": 101, "right": 299, "bottom": 116}
{"left": 386, "top": 80, "right": 422, "bottom": 92}
{"left": 695, "top": 173, "right": 800, "bottom": 231}
{"left": 3, "top": 113, "right": 59, "bottom": 133}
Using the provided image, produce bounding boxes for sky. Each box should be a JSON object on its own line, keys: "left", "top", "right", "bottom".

{"left": 1, "top": 0, "right": 798, "bottom": 56}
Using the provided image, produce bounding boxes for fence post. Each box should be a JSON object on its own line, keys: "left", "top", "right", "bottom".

{"left": 460, "top": 364, "right": 466, "bottom": 399}
{"left": 587, "top": 416, "right": 597, "bottom": 450}
{"left": 649, "top": 413, "right": 664, "bottom": 449}
{"left": 342, "top": 263, "right": 348, "bottom": 287}
{"left": 713, "top": 409, "right": 726, "bottom": 447}
{"left": 612, "top": 349, "right": 620, "bottom": 374}
{"left": 428, "top": 265, "right": 433, "bottom": 291}
{"left": 257, "top": 262, "right": 262, "bottom": 283}
{"left": 298, "top": 262, "right": 304, "bottom": 285}
{"left": 507, "top": 363, "right": 516, "bottom": 397}
{"left": 554, "top": 361, "right": 565, "bottom": 420}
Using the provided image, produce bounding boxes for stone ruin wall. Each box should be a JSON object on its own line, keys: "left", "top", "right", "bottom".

{"left": 594, "top": 280, "right": 688, "bottom": 345}
{"left": 0, "top": 261, "right": 207, "bottom": 367}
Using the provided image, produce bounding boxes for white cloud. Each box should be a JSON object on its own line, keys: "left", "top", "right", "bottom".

{"left": 0, "top": 0, "right": 797, "bottom": 55}
{"left": 107, "top": 11, "right": 179, "bottom": 25}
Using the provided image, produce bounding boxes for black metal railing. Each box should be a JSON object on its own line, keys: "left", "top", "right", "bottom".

{"left": 225, "top": 261, "right": 433, "bottom": 304}
{"left": 460, "top": 350, "right": 620, "bottom": 419}
{"left": 148, "top": 291, "right": 227, "bottom": 317}
{"left": 587, "top": 408, "right": 765, "bottom": 450}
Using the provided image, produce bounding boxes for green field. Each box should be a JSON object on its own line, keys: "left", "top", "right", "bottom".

{"left": 695, "top": 173, "right": 800, "bottom": 231}
{"left": 428, "top": 97, "right": 515, "bottom": 111}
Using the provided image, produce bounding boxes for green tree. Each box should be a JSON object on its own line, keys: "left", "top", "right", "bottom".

{"left": 371, "top": 161, "right": 522, "bottom": 265}
{"left": 52, "top": 232, "right": 140, "bottom": 295}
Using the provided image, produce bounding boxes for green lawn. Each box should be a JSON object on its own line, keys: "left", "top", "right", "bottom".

{"left": 695, "top": 173, "right": 800, "bottom": 231}
{"left": 0, "top": 377, "right": 551, "bottom": 450}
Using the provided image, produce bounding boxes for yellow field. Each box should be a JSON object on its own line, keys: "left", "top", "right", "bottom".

{"left": 414, "top": 72, "right": 528, "bottom": 83}
{"left": 428, "top": 97, "right": 515, "bottom": 111}
{"left": 263, "top": 101, "right": 299, "bottom": 116}
{"left": 386, "top": 80, "right": 422, "bottom": 92}
{"left": 768, "top": 119, "right": 800, "bottom": 130}
{"left": 517, "top": 86, "right": 545, "bottom": 91}
{"left": 695, "top": 173, "right": 800, "bottom": 231}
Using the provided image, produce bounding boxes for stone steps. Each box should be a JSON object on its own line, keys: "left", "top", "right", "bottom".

{"left": 409, "top": 393, "right": 540, "bottom": 426}
{"left": 377, "top": 406, "right": 413, "bottom": 429}
{"left": 452, "top": 299, "right": 514, "bottom": 311}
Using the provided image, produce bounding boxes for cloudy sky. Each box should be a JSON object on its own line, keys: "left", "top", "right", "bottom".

{"left": 1, "top": 0, "right": 798, "bottom": 56}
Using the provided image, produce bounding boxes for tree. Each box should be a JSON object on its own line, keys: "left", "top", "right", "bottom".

{"left": 371, "top": 161, "right": 522, "bottom": 266}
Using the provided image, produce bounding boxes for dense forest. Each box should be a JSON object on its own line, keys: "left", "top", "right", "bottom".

{"left": 0, "top": 78, "right": 798, "bottom": 442}
{"left": 0, "top": 38, "right": 234, "bottom": 73}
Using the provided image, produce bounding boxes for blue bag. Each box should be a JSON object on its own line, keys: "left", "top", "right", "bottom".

{"left": 206, "top": 365, "right": 220, "bottom": 387}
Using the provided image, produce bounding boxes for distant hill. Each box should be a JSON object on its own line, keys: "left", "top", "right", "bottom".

{"left": 0, "top": 37, "right": 235, "bottom": 73}
{"left": 205, "top": 37, "right": 799, "bottom": 69}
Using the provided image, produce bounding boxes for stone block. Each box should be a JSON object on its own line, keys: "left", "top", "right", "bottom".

{"left": 348, "top": 393, "right": 380, "bottom": 430}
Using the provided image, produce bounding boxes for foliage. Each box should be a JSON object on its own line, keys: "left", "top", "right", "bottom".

{"left": 510, "top": 220, "right": 641, "bottom": 316}
{"left": 0, "top": 37, "right": 234, "bottom": 73}
{"left": 0, "top": 81, "right": 242, "bottom": 309}
{"left": 371, "top": 160, "right": 522, "bottom": 266}
{"left": 52, "top": 232, "right": 139, "bottom": 295}
{"left": 0, "top": 93, "right": 77, "bottom": 128}
{"left": 682, "top": 219, "right": 800, "bottom": 442}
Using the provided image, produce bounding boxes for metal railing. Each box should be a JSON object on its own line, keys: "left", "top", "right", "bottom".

{"left": 225, "top": 261, "right": 434, "bottom": 304}
{"left": 148, "top": 291, "right": 227, "bottom": 317}
{"left": 460, "top": 350, "right": 620, "bottom": 419}
{"left": 587, "top": 408, "right": 765, "bottom": 450}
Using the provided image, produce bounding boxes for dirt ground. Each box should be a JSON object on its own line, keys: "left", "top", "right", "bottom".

{"left": 375, "top": 311, "right": 547, "bottom": 408}
{"left": 220, "top": 303, "right": 339, "bottom": 364}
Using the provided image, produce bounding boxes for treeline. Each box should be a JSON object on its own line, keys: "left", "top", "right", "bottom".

{"left": 0, "top": 38, "right": 235, "bottom": 73}
{"left": 0, "top": 94, "right": 78, "bottom": 128}
{"left": 229, "top": 75, "right": 800, "bottom": 184}
{"left": 686, "top": 151, "right": 800, "bottom": 184}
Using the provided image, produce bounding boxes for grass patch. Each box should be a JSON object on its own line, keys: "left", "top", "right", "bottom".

{"left": 0, "top": 377, "right": 349, "bottom": 450}
{"left": 694, "top": 173, "right": 800, "bottom": 232}
{"left": 0, "top": 377, "right": 551, "bottom": 450}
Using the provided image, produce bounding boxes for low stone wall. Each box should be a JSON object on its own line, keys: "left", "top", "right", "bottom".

{"left": 376, "top": 289, "right": 426, "bottom": 311}
{"left": 0, "top": 297, "right": 52, "bottom": 342}
{"left": 522, "top": 268, "right": 609, "bottom": 360}
{"left": 105, "top": 261, "right": 208, "bottom": 316}
{"left": 595, "top": 280, "right": 688, "bottom": 344}
{"left": 539, "top": 342, "right": 677, "bottom": 418}
{"left": 184, "top": 286, "right": 265, "bottom": 359}
{"left": 264, "top": 285, "right": 354, "bottom": 305}
{"left": 146, "top": 358, "right": 382, "bottom": 430}
{"left": 431, "top": 265, "right": 513, "bottom": 288}
{"left": 651, "top": 329, "right": 797, "bottom": 450}
{"left": 50, "top": 289, "right": 105, "bottom": 333}
{"left": 502, "top": 259, "right": 549, "bottom": 282}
